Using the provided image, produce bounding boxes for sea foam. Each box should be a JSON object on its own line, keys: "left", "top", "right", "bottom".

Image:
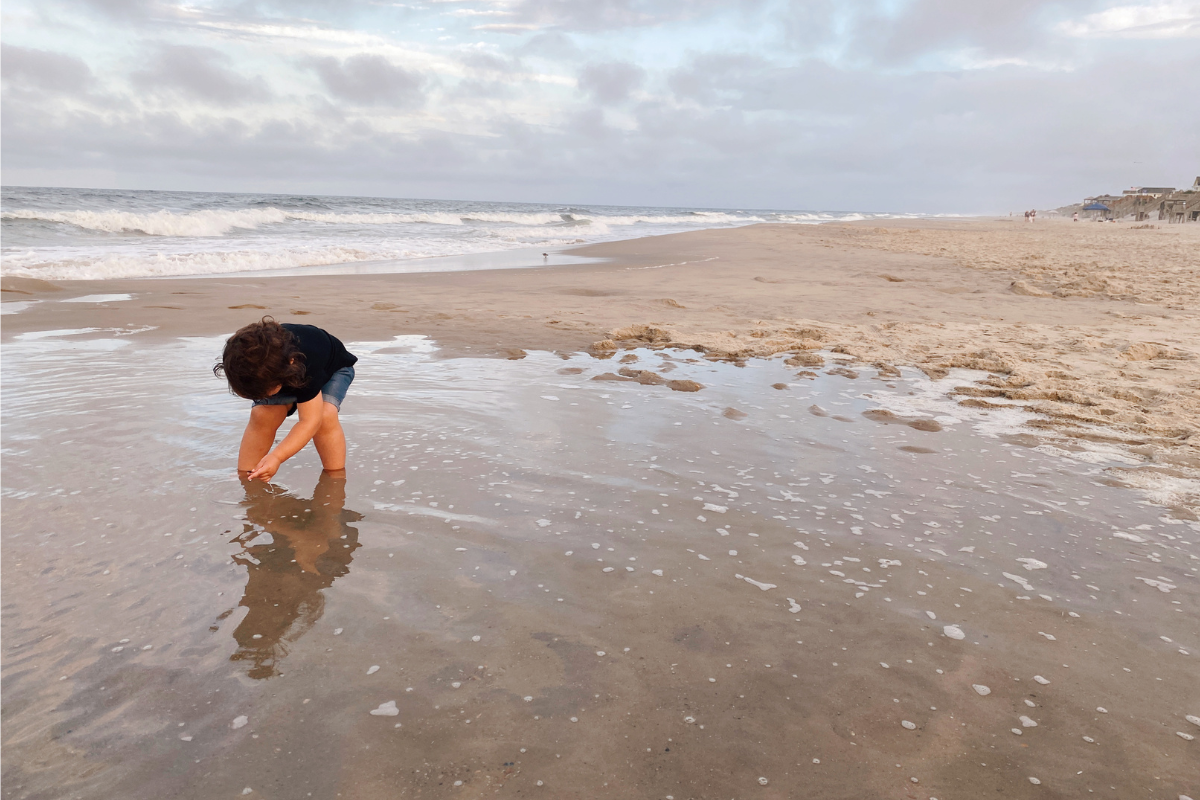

{"left": 2, "top": 187, "right": 929, "bottom": 280}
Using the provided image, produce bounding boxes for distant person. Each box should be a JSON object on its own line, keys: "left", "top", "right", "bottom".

{"left": 215, "top": 317, "right": 357, "bottom": 481}
{"left": 1024, "top": 211, "right": 1030, "bottom": 222}
{"left": 1031, "top": 209, "right": 1037, "bottom": 222}
{"left": 1073, "top": 212, "right": 1079, "bottom": 222}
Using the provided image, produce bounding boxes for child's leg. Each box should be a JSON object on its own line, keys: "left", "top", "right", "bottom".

{"left": 238, "top": 404, "right": 290, "bottom": 472}
{"left": 312, "top": 402, "right": 346, "bottom": 471}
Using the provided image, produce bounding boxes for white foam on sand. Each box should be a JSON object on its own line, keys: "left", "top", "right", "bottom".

{"left": 62, "top": 294, "right": 133, "bottom": 303}
{"left": 0, "top": 301, "right": 39, "bottom": 315}
{"left": 735, "top": 574, "right": 776, "bottom": 591}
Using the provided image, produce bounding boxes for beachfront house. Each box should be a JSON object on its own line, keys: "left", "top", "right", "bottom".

{"left": 1078, "top": 181, "right": 1200, "bottom": 222}
{"left": 1154, "top": 180, "right": 1200, "bottom": 223}
{"left": 1122, "top": 186, "right": 1175, "bottom": 197}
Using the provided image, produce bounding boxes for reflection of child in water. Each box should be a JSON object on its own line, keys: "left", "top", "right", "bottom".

{"left": 222, "top": 470, "right": 362, "bottom": 679}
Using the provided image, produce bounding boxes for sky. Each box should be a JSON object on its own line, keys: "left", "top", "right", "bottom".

{"left": 2, "top": 0, "right": 1198, "bottom": 212}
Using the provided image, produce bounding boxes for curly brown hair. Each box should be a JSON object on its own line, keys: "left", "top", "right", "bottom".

{"left": 214, "top": 317, "right": 307, "bottom": 400}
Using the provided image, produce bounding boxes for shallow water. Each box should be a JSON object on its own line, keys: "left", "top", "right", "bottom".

{"left": 2, "top": 331, "right": 1197, "bottom": 799}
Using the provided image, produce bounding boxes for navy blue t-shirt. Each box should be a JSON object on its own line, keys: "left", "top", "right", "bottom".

{"left": 281, "top": 324, "right": 357, "bottom": 404}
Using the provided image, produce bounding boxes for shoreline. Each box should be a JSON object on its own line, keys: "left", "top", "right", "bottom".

{"left": 152, "top": 244, "right": 609, "bottom": 280}
{"left": 3, "top": 216, "right": 1197, "bottom": 513}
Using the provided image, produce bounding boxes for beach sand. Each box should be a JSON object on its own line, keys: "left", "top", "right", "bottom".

{"left": 2, "top": 218, "right": 1198, "bottom": 799}
{"left": 5, "top": 216, "right": 1198, "bottom": 511}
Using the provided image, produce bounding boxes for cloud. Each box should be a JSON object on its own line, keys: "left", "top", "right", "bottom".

{"left": 1, "top": 45, "right": 94, "bottom": 95}
{"left": 853, "top": 0, "right": 1064, "bottom": 63}
{"left": 307, "top": 53, "right": 426, "bottom": 107}
{"left": 1059, "top": 1, "right": 1200, "bottom": 38}
{"left": 472, "top": 23, "right": 544, "bottom": 33}
{"left": 459, "top": 50, "right": 521, "bottom": 75}
{"left": 130, "top": 45, "right": 271, "bottom": 104}
{"left": 3, "top": 0, "right": 1198, "bottom": 211}
{"left": 68, "top": 0, "right": 162, "bottom": 20}
{"left": 771, "top": 0, "right": 1114, "bottom": 68}
{"left": 667, "top": 53, "right": 770, "bottom": 106}
{"left": 473, "top": 0, "right": 747, "bottom": 32}
{"left": 62, "top": 0, "right": 373, "bottom": 24}
{"left": 517, "top": 31, "right": 581, "bottom": 58}
{"left": 577, "top": 61, "right": 644, "bottom": 104}
{"left": 6, "top": 38, "right": 1196, "bottom": 212}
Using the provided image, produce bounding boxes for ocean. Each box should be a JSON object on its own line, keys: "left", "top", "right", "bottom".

{"left": 0, "top": 187, "right": 928, "bottom": 281}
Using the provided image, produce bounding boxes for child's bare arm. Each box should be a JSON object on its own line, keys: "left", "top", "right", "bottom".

{"left": 247, "top": 395, "right": 325, "bottom": 481}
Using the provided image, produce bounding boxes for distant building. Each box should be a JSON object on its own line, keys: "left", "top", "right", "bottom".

{"left": 1073, "top": 179, "right": 1198, "bottom": 223}
{"left": 1122, "top": 187, "right": 1175, "bottom": 197}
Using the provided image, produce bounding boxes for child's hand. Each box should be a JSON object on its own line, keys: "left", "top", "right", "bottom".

{"left": 248, "top": 454, "right": 282, "bottom": 482}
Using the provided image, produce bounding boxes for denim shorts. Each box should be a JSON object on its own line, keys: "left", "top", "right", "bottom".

{"left": 253, "top": 366, "right": 354, "bottom": 416}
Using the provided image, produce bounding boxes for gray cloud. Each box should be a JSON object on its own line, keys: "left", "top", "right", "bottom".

{"left": 130, "top": 45, "right": 270, "bottom": 104}
{"left": 781, "top": 0, "right": 1106, "bottom": 66}
{"left": 850, "top": 0, "right": 1057, "bottom": 64}
{"left": 443, "top": 53, "right": 526, "bottom": 102}
{"left": 459, "top": 51, "right": 524, "bottom": 76}
{"left": 6, "top": 40, "right": 1196, "bottom": 212}
{"left": 307, "top": 54, "right": 425, "bottom": 107}
{"left": 578, "top": 61, "right": 645, "bottom": 104}
{"left": 62, "top": 0, "right": 366, "bottom": 23}
{"left": 667, "top": 53, "right": 768, "bottom": 105}
{"left": 4, "top": 0, "right": 1198, "bottom": 212}
{"left": 1, "top": 45, "right": 94, "bottom": 95}
{"left": 517, "top": 31, "right": 581, "bottom": 59}
{"left": 478, "top": 0, "right": 758, "bottom": 32}
{"left": 492, "top": 0, "right": 659, "bottom": 31}
{"left": 69, "top": 0, "right": 161, "bottom": 19}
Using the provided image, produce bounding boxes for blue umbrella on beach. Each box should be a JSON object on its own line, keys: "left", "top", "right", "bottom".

{"left": 1082, "top": 202, "right": 1110, "bottom": 211}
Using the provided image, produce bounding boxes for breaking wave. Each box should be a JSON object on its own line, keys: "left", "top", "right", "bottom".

{"left": 3, "top": 208, "right": 292, "bottom": 237}
{"left": 2, "top": 207, "right": 778, "bottom": 238}
{"left": 2, "top": 187, "right": 929, "bottom": 279}
{"left": 1, "top": 239, "right": 591, "bottom": 281}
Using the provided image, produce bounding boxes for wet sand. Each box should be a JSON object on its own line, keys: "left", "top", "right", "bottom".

{"left": 2, "top": 328, "right": 1197, "bottom": 800}
{"left": 4, "top": 217, "right": 1198, "bottom": 514}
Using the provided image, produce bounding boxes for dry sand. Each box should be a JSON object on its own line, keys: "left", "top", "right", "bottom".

{"left": 5, "top": 216, "right": 1198, "bottom": 513}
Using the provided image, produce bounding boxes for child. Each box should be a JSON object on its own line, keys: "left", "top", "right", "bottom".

{"left": 215, "top": 317, "right": 357, "bottom": 482}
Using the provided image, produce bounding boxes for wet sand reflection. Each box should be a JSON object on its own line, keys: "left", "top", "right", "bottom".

{"left": 224, "top": 470, "right": 362, "bottom": 679}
